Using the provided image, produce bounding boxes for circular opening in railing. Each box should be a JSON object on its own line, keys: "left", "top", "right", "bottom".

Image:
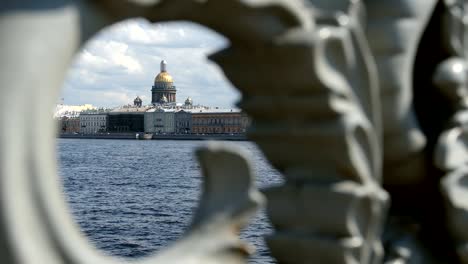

{"left": 56, "top": 19, "right": 282, "bottom": 263}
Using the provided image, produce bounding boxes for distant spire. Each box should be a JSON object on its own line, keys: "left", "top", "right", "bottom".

{"left": 160, "top": 60, "right": 167, "bottom": 72}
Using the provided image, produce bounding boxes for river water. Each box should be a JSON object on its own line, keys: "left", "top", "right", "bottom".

{"left": 57, "top": 139, "right": 282, "bottom": 263}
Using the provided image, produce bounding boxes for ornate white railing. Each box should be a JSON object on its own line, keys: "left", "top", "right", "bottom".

{"left": 1, "top": 0, "right": 468, "bottom": 263}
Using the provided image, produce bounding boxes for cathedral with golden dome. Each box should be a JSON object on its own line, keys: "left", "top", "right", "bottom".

{"left": 151, "top": 60, "right": 176, "bottom": 105}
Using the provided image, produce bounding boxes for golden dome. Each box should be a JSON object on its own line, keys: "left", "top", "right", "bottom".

{"left": 154, "top": 71, "right": 173, "bottom": 83}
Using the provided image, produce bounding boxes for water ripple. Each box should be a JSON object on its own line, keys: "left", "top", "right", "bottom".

{"left": 58, "top": 139, "right": 282, "bottom": 263}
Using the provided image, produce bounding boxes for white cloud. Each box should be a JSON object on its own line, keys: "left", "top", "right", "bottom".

{"left": 78, "top": 40, "right": 142, "bottom": 74}
{"left": 80, "top": 50, "right": 107, "bottom": 69}
{"left": 100, "top": 91, "right": 134, "bottom": 105}
{"left": 178, "top": 28, "right": 186, "bottom": 38}
{"left": 107, "top": 42, "right": 142, "bottom": 73}
{"left": 61, "top": 19, "right": 238, "bottom": 108}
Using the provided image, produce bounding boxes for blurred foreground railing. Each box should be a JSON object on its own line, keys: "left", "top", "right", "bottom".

{"left": 1, "top": 0, "right": 468, "bottom": 263}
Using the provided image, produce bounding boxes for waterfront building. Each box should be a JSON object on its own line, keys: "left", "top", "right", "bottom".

{"left": 107, "top": 101, "right": 150, "bottom": 133}
{"left": 144, "top": 108, "right": 176, "bottom": 134}
{"left": 59, "top": 117, "right": 80, "bottom": 133}
{"left": 191, "top": 109, "right": 250, "bottom": 134}
{"left": 56, "top": 62, "right": 253, "bottom": 136}
{"left": 152, "top": 60, "right": 176, "bottom": 105}
{"left": 175, "top": 110, "right": 192, "bottom": 134}
{"left": 79, "top": 109, "right": 110, "bottom": 134}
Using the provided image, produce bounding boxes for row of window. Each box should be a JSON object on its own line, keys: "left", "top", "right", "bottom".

{"left": 193, "top": 118, "right": 241, "bottom": 125}
{"left": 176, "top": 121, "right": 190, "bottom": 127}
{"left": 81, "top": 122, "right": 106, "bottom": 127}
{"left": 193, "top": 127, "right": 242, "bottom": 134}
{"left": 81, "top": 116, "right": 106, "bottom": 120}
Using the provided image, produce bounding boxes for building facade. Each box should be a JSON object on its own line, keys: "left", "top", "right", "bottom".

{"left": 108, "top": 113, "right": 145, "bottom": 133}
{"left": 79, "top": 112, "right": 108, "bottom": 134}
{"left": 191, "top": 109, "right": 250, "bottom": 134}
{"left": 107, "top": 104, "right": 150, "bottom": 133}
{"left": 151, "top": 60, "right": 176, "bottom": 105}
{"left": 144, "top": 108, "right": 175, "bottom": 134}
{"left": 175, "top": 110, "right": 192, "bottom": 134}
{"left": 59, "top": 117, "right": 80, "bottom": 133}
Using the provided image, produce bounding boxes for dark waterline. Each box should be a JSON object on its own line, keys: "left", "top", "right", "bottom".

{"left": 57, "top": 139, "right": 282, "bottom": 263}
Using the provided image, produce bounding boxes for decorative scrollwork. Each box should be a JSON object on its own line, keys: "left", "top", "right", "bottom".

{"left": 434, "top": 57, "right": 468, "bottom": 264}
{"left": 4, "top": 0, "right": 468, "bottom": 263}
{"left": 0, "top": 0, "right": 302, "bottom": 263}
{"left": 210, "top": 1, "right": 388, "bottom": 263}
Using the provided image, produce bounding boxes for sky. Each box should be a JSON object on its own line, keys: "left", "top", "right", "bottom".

{"left": 61, "top": 19, "right": 240, "bottom": 108}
